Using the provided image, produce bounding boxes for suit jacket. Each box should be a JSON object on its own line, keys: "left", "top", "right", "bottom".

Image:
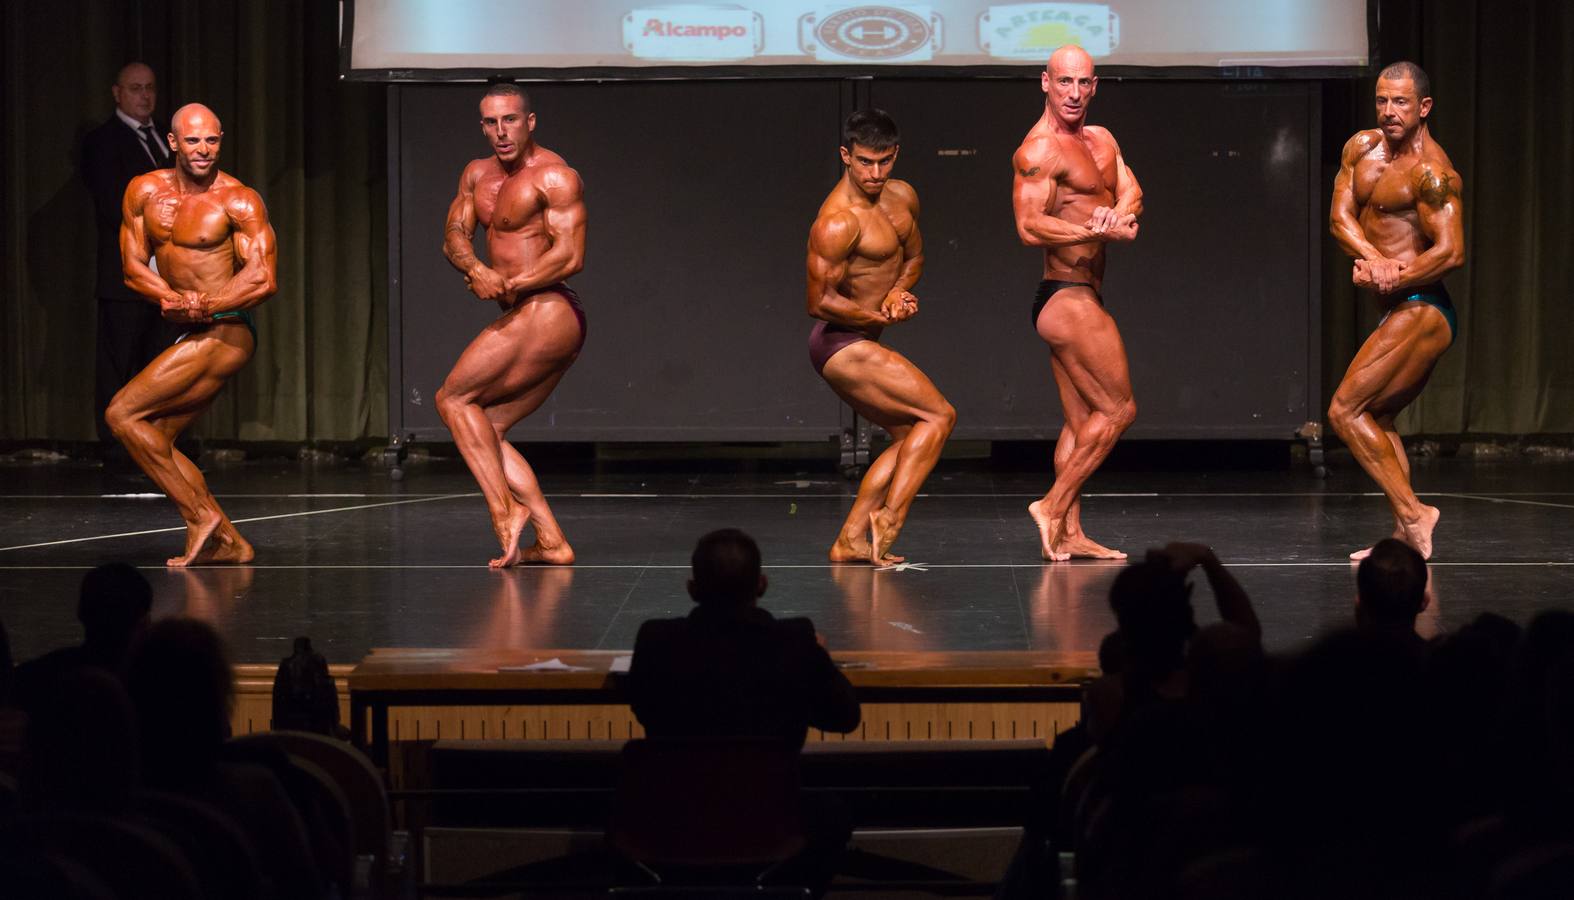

{"left": 629, "top": 604, "right": 861, "bottom": 749}
{"left": 82, "top": 114, "right": 169, "bottom": 301}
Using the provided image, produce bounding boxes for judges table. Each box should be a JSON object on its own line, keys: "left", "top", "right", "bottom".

{"left": 348, "top": 647, "right": 1098, "bottom": 767}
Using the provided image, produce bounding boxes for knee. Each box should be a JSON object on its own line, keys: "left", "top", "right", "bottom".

{"left": 934, "top": 401, "right": 957, "bottom": 434}
{"left": 434, "top": 386, "right": 463, "bottom": 420}
{"left": 1103, "top": 396, "right": 1136, "bottom": 436}
{"left": 104, "top": 400, "right": 134, "bottom": 439}
{"left": 1327, "top": 397, "right": 1357, "bottom": 435}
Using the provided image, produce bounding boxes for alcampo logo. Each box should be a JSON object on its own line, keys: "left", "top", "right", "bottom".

{"left": 642, "top": 19, "right": 749, "bottom": 40}
{"left": 817, "top": 6, "right": 931, "bottom": 59}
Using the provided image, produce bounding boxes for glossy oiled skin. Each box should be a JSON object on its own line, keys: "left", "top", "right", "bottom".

{"left": 805, "top": 139, "right": 955, "bottom": 565}
{"left": 1327, "top": 72, "right": 1465, "bottom": 561}
{"left": 1010, "top": 45, "right": 1142, "bottom": 562}
{"left": 107, "top": 103, "right": 278, "bottom": 568}
{"left": 437, "top": 92, "right": 588, "bottom": 568}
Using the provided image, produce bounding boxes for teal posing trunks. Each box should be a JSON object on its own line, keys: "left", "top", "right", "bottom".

{"left": 177, "top": 309, "right": 257, "bottom": 344}
{"left": 1383, "top": 284, "right": 1456, "bottom": 346}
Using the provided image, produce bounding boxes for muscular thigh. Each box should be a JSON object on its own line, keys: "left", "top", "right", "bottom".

{"left": 821, "top": 341, "right": 949, "bottom": 431}
{"left": 442, "top": 298, "right": 581, "bottom": 408}
{"left": 1334, "top": 304, "right": 1451, "bottom": 418}
{"left": 114, "top": 331, "right": 253, "bottom": 422}
{"left": 1036, "top": 294, "right": 1132, "bottom": 414}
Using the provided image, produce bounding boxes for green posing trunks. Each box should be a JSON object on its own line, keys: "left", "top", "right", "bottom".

{"left": 177, "top": 309, "right": 256, "bottom": 344}
{"left": 1382, "top": 284, "right": 1456, "bottom": 347}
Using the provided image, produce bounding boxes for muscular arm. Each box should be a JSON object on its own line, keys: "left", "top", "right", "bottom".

{"left": 205, "top": 188, "right": 279, "bottom": 314}
{"left": 1111, "top": 150, "right": 1143, "bottom": 220}
{"left": 1012, "top": 140, "right": 1100, "bottom": 248}
{"left": 1388, "top": 164, "right": 1465, "bottom": 291}
{"left": 805, "top": 212, "right": 890, "bottom": 330}
{"left": 119, "top": 176, "right": 180, "bottom": 307}
{"left": 442, "top": 164, "right": 487, "bottom": 275}
{"left": 502, "top": 165, "right": 588, "bottom": 295}
{"left": 888, "top": 183, "right": 923, "bottom": 295}
{"left": 1329, "top": 132, "right": 1387, "bottom": 262}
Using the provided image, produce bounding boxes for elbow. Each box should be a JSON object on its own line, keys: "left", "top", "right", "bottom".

{"left": 560, "top": 253, "right": 586, "bottom": 281}
{"left": 1443, "top": 246, "right": 1465, "bottom": 272}
{"left": 1016, "top": 227, "right": 1042, "bottom": 248}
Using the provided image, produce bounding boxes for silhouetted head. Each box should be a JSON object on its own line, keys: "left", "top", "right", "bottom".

{"left": 78, "top": 562, "right": 153, "bottom": 658}
{"left": 1108, "top": 559, "right": 1196, "bottom": 676}
{"left": 688, "top": 528, "right": 767, "bottom": 607}
{"left": 1356, "top": 539, "right": 1429, "bottom": 629}
{"left": 125, "top": 617, "right": 234, "bottom": 783}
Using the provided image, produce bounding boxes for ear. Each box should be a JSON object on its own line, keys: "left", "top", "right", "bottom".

{"left": 1418, "top": 96, "right": 1433, "bottom": 120}
{"left": 756, "top": 573, "right": 769, "bottom": 598}
{"left": 1040, "top": 69, "right": 1051, "bottom": 94}
{"left": 526, "top": 111, "right": 537, "bottom": 134}
{"left": 839, "top": 145, "right": 852, "bottom": 167}
{"left": 1088, "top": 75, "right": 1099, "bottom": 97}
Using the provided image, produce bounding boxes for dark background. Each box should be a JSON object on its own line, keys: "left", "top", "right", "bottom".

{"left": 3, "top": 1, "right": 1569, "bottom": 444}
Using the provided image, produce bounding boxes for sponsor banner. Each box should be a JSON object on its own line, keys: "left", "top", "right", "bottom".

{"left": 623, "top": 5, "right": 765, "bottom": 60}
{"left": 978, "top": 3, "right": 1120, "bottom": 60}
{"left": 799, "top": 5, "right": 942, "bottom": 63}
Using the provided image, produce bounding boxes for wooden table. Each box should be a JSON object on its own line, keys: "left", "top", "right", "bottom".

{"left": 348, "top": 647, "right": 1098, "bottom": 766}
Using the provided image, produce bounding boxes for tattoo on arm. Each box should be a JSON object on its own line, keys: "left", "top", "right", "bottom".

{"left": 1417, "top": 170, "right": 1458, "bottom": 208}
{"left": 1018, "top": 166, "right": 1040, "bottom": 178}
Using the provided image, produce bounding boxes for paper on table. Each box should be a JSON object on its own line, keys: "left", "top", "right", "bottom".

{"left": 609, "top": 655, "right": 633, "bottom": 673}
{"left": 497, "top": 657, "right": 592, "bottom": 673}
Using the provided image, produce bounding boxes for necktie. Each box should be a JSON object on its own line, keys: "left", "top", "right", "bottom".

{"left": 138, "top": 125, "right": 167, "bottom": 167}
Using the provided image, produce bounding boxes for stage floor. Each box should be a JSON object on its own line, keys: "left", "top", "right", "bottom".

{"left": 2, "top": 453, "right": 1571, "bottom": 664}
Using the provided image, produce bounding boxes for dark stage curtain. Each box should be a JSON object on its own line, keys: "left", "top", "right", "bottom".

{"left": 1324, "top": 0, "right": 1574, "bottom": 434}
{"left": 2, "top": 2, "right": 1569, "bottom": 441}
{"left": 0, "top": 0, "right": 387, "bottom": 442}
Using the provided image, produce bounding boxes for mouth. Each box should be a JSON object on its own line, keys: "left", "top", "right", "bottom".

{"left": 495, "top": 143, "right": 515, "bottom": 153}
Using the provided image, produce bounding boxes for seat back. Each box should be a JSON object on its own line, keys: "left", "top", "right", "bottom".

{"left": 133, "top": 789, "right": 264, "bottom": 900}
{"left": 0, "top": 811, "right": 203, "bottom": 900}
{"left": 235, "top": 728, "right": 392, "bottom": 896}
{"left": 608, "top": 737, "right": 807, "bottom": 868}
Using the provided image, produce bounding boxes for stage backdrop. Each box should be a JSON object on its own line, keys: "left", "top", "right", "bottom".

{"left": 1, "top": 0, "right": 1570, "bottom": 442}
{"left": 389, "top": 78, "right": 1322, "bottom": 442}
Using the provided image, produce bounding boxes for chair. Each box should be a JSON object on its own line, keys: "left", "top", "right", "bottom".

{"left": 133, "top": 789, "right": 264, "bottom": 900}
{"left": 607, "top": 737, "right": 810, "bottom": 896}
{"left": 287, "top": 754, "right": 358, "bottom": 899}
{"left": 0, "top": 811, "right": 202, "bottom": 900}
{"left": 234, "top": 730, "right": 393, "bottom": 898}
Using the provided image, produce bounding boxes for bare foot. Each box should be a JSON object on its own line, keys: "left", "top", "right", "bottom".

{"left": 489, "top": 504, "right": 532, "bottom": 568}
{"left": 868, "top": 510, "right": 902, "bottom": 565}
{"left": 1059, "top": 534, "right": 1128, "bottom": 560}
{"left": 829, "top": 537, "right": 904, "bottom": 565}
{"left": 188, "top": 531, "right": 255, "bottom": 565}
{"left": 1028, "top": 500, "right": 1069, "bottom": 562}
{"left": 168, "top": 510, "right": 223, "bottom": 567}
{"left": 1349, "top": 518, "right": 1417, "bottom": 561}
{"left": 513, "top": 540, "right": 576, "bottom": 565}
{"left": 1399, "top": 504, "right": 1441, "bottom": 560}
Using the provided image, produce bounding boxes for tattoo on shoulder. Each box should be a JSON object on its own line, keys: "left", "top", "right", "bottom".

{"left": 1019, "top": 165, "right": 1041, "bottom": 178}
{"left": 1417, "top": 169, "right": 1459, "bottom": 207}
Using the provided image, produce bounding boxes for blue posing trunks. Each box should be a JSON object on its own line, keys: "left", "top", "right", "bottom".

{"left": 1382, "top": 284, "right": 1457, "bottom": 347}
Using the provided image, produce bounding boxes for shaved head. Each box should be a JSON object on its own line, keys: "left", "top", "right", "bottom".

{"left": 112, "top": 61, "right": 157, "bottom": 122}
{"left": 1048, "top": 44, "right": 1095, "bottom": 75}
{"left": 171, "top": 103, "right": 222, "bottom": 137}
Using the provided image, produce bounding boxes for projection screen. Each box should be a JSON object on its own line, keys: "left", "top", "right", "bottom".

{"left": 344, "top": 0, "right": 1372, "bottom": 79}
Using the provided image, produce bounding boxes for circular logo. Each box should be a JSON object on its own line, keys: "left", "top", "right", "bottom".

{"left": 817, "top": 6, "right": 930, "bottom": 59}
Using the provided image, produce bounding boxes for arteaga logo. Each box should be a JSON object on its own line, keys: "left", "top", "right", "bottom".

{"left": 623, "top": 6, "right": 763, "bottom": 60}
{"left": 978, "top": 3, "right": 1120, "bottom": 60}
{"left": 800, "top": 6, "right": 941, "bottom": 62}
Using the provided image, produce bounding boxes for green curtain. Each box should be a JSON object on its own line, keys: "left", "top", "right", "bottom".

{"left": 0, "top": 0, "right": 387, "bottom": 442}
{"left": 1324, "top": 0, "right": 1574, "bottom": 434}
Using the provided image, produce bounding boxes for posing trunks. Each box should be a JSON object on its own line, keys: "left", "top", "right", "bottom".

{"left": 1381, "top": 283, "right": 1456, "bottom": 347}
{"left": 1030, "top": 279, "right": 1103, "bottom": 326}
{"left": 514, "top": 282, "right": 588, "bottom": 354}
{"left": 176, "top": 309, "right": 257, "bottom": 345}
{"left": 808, "top": 320, "right": 877, "bottom": 375}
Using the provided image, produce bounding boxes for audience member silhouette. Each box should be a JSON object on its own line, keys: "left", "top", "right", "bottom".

{"left": 9, "top": 562, "right": 152, "bottom": 715}
{"left": 629, "top": 528, "right": 860, "bottom": 895}
{"left": 124, "top": 617, "right": 324, "bottom": 900}
{"left": 1355, "top": 536, "right": 1431, "bottom": 642}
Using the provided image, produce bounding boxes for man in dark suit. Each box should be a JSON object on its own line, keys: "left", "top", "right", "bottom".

{"left": 629, "top": 529, "right": 860, "bottom": 893}
{"left": 82, "top": 62, "right": 174, "bottom": 446}
{"left": 630, "top": 528, "right": 860, "bottom": 747}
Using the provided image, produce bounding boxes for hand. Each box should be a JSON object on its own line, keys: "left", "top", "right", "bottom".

{"left": 1146, "top": 541, "right": 1217, "bottom": 573}
{"left": 464, "top": 264, "right": 508, "bottom": 301}
{"left": 1099, "top": 214, "right": 1139, "bottom": 242}
{"left": 1085, "top": 206, "right": 1121, "bottom": 235}
{"left": 881, "top": 289, "right": 918, "bottom": 323}
{"left": 160, "top": 290, "right": 208, "bottom": 323}
{"left": 1354, "top": 257, "right": 1405, "bottom": 294}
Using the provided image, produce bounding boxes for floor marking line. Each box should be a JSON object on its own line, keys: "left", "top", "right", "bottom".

{"left": 9, "top": 490, "right": 1574, "bottom": 501}
{"left": 1435, "top": 492, "right": 1574, "bottom": 511}
{"left": 0, "top": 494, "right": 474, "bottom": 553}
